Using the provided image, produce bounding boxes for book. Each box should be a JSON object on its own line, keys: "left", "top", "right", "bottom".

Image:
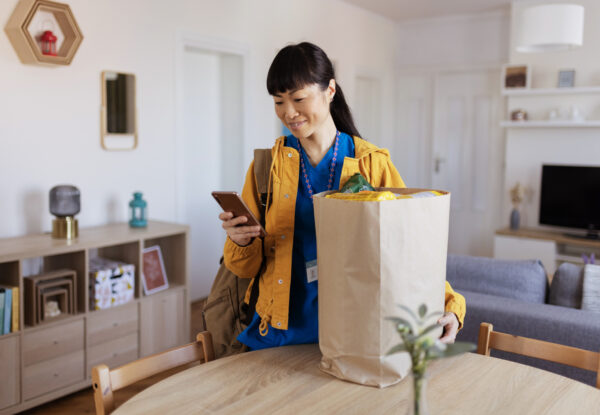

{"left": 12, "top": 287, "right": 19, "bottom": 332}
{"left": 3, "top": 288, "right": 11, "bottom": 335}
{"left": 0, "top": 289, "right": 4, "bottom": 334}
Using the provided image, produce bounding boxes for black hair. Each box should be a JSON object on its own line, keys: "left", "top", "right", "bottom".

{"left": 266, "top": 42, "right": 361, "bottom": 138}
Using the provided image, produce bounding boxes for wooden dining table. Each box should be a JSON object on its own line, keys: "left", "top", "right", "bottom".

{"left": 113, "top": 344, "right": 600, "bottom": 415}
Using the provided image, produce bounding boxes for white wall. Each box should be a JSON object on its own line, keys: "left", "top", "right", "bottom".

{"left": 0, "top": 0, "right": 399, "bottom": 238}
{"left": 504, "top": 0, "right": 600, "bottom": 229}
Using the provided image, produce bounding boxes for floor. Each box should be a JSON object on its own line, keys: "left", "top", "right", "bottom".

{"left": 19, "top": 299, "right": 206, "bottom": 415}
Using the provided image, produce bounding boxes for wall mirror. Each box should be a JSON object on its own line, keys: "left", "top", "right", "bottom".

{"left": 101, "top": 71, "right": 138, "bottom": 150}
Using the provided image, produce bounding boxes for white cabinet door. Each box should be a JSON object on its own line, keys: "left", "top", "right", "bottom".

{"left": 494, "top": 235, "right": 556, "bottom": 275}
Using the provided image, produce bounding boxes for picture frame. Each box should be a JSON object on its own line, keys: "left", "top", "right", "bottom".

{"left": 142, "top": 245, "right": 169, "bottom": 295}
{"left": 502, "top": 64, "right": 531, "bottom": 89}
{"left": 558, "top": 69, "right": 575, "bottom": 88}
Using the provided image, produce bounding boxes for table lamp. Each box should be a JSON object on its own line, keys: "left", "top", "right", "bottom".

{"left": 50, "top": 185, "right": 80, "bottom": 239}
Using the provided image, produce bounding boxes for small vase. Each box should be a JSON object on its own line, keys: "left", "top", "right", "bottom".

{"left": 407, "top": 373, "right": 429, "bottom": 415}
{"left": 510, "top": 208, "right": 520, "bottom": 230}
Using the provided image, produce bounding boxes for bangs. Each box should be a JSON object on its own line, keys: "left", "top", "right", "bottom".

{"left": 266, "top": 45, "right": 323, "bottom": 95}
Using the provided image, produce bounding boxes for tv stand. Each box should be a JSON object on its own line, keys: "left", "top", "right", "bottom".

{"left": 494, "top": 227, "right": 600, "bottom": 277}
{"left": 564, "top": 231, "right": 599, "bottom": 240}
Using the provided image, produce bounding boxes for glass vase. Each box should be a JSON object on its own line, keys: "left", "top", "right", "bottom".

{"left": 407, "top": 372, "right": 429, "bottom": 415}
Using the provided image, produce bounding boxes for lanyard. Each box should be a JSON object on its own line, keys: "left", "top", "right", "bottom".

{"left": 295, "top": 130, "right": 340, "bottom": 199}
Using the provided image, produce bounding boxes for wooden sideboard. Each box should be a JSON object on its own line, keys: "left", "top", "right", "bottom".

{"left": 0, "top": 221, "right": 190, "bottom": 414}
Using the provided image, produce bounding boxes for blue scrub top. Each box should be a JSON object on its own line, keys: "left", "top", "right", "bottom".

{"left": 237, "top": 132, "right": 355, "bottom": 350}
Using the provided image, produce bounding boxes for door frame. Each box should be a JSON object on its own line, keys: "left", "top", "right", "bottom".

{"left": 174, "top": 32, "right": 251, "bottom": 222}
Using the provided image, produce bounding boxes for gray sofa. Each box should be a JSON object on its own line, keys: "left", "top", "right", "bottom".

{"left": 447, "top": 254, "right": 600, "bottom": 387}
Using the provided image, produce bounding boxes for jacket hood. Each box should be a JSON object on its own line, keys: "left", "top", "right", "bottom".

{"left": 274, "top": 135, "right": 389, "bottom": 161}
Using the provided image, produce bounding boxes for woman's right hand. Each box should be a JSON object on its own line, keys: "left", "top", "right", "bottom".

{"left": 219, "top": 212, "right": 262, "bottom": 247}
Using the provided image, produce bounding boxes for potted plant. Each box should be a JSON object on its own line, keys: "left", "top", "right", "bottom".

{"left": 387, "top": 304, "right": 475, "bottom": 415}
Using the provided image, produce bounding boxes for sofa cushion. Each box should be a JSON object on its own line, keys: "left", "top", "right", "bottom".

{"left": 446, "top": 254, "right": 548, "bottom": 303}
{"left": 549, "top": 263, "right": 583, "bottom": 308}
{"left": 582, "top": 264, "right": 600, "bottom": 312}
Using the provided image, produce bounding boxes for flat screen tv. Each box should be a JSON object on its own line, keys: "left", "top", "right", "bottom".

{"left": 539, "top": 164, "right": 600, "bottom": 239}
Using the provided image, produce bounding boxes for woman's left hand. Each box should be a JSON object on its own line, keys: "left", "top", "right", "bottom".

{"left": 437, "top": 312, "right": 459, "bottom": 344}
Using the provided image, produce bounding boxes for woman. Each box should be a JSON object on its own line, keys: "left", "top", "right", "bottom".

{"left": 219, "top": 42, "right": 465, "bottom": 350}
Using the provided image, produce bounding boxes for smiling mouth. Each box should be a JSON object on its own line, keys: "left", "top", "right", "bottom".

{"left": 288, "top": 121, "right": 306, "bottom": 130}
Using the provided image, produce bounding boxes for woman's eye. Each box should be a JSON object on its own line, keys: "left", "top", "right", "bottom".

{"left": 275, "top": 102, "right": 283, "bottom": 105}
{"left": 294, "top": 98, "right": 304, "bottom": 102}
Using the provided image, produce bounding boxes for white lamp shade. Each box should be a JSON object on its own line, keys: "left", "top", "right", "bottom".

{"left": 516, "top": 4, "right": 584, "bottom": 53}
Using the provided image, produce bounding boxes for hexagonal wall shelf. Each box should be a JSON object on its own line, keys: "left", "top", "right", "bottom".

{"left": 4, "top": 0, "right": 83, "bottom": 66}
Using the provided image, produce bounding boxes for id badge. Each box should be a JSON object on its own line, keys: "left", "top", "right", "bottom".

{"left": 306, "top": 259, "right": 318, "bottom": 283}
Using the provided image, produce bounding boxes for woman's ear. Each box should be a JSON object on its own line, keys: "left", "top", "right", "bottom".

{"left": 328, "top": 79, "right": 336, "bottom": 102}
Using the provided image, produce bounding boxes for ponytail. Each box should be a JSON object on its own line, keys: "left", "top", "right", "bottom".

{"left": 330, "top": 84, "right": 361, "bottom": 138}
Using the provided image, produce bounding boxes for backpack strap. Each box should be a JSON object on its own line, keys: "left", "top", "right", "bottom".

{"left": 241, "top": 149, "right": 272, "bottom": 325}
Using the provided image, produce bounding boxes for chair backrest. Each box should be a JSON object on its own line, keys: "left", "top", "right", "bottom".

{"left": 477, "top": 322, "right": 600, "bottom": 388}
{"left": 92, "top": 331, "right": 215, "bottom": 415}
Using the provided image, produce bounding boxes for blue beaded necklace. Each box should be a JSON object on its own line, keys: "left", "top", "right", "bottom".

{"left": 294, "top": 130, "right": 340, "bottom": 199}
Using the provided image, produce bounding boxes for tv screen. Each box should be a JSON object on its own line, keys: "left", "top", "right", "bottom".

{"left": 539, "top": 165, "right": 600, "bottom": 235}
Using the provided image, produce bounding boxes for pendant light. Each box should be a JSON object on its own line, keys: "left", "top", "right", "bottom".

{"left": 516, "top": 3, "right": 584, "bottom": 53}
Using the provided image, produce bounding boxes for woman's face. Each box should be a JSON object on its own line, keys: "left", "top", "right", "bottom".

{"left": 273, "top": 81, "right": 335, "bottom": 140}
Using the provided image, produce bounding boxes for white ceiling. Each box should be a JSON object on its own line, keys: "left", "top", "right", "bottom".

{"left": 342, "top": 0, "right": 511, "bottom": 22}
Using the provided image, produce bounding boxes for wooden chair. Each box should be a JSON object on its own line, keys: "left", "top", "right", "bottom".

{"left": 477, "top": 322, "right": 600, "bottom": 388}
{"left": 92, "top": 331, "right": 215, "bottom": 415}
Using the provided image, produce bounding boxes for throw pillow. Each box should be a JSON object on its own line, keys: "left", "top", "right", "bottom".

{"left": 549, "top": 262, "right": 583, "bottom": 308}
{"left": 581, "top": 264, "right": 600, "bottom": 312}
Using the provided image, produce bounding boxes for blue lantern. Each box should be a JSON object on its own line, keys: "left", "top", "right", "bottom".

{"left": 129, "top": 192, "right": 147, "bottom": 228}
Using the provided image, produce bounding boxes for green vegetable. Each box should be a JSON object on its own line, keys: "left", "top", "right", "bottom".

{"left": 339, "top": 173, "right": 375, "bottom": 193}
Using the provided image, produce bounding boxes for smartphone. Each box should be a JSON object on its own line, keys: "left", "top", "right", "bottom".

{"left": 212, "top": 191, "right": 267, "bottom": 237}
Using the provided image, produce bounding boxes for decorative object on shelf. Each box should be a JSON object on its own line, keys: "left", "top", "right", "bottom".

{"left": 510, "top": 109, "right": 528, "bottom": 121}
{"left": 142, "top": 245, "right": 169, "bottom": 295}
{"left": 40, "top": 29, "right": 57, "bottom": 55}
{"left": 502, "top": 64, "right": 530, "bottom": 89}
{"left": 89, "top": 256, "right": 135, "bottom": 310}
{"left": 510, "top": 183, "right": 525, "bottom": 230}
{"left": 4, "top": 0, "right": 83, "bottom": 66}
{"left": 101, "top": 71, "right": 138, "bottom": 151}
{"left": 387, "top": 303, "right": 475, "bottom": 415}
{"left": 516, "top": 3, "right": 584, "bottom": 53}
{"left": 569, "top": 105, "right": 585, "bottom": 122}
{"left": 0, "top": 285, "right": 19, "bottom": 334}
{"left": 558, "top": 69, "right": 576, "bottom": 88}
{"left": 129, "top": 192, "right": 147, "bottom": 228}
{"left": 24, "top": 269, "right": 76, "bottom": 326}
{"left": 49, "top": 184, "right": 80, "bottom": 239}
{"left": 582, "top": 253, "right": 596, "bottom": 265}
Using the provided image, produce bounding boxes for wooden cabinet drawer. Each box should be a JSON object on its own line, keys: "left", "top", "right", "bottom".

{"left": 23, "top": 350, "right": 84, "bottom": 400}
{"left": 87, "top": 332, "right": 138, "bottom": 375}
{"left": 0, "top": 335, "right": 20, "bottom": 410}
{"left": 23, "top": 319, "right": 84, "bottom": 366}
{"left": 87, "top": 302, "right": 138, "bottom": 346}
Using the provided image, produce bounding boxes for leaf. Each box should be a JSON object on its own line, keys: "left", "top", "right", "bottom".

{"left": 385, "top": 317, "right": 414, "bottom": 333}
{"left": 418, "top": 323, "right": 441, "bottom": 338}
{"left": 432, "top": 342, "right": 476, "bottom": 359}
{"left": 418, "top": 304, "right": 428, "bottom": 319}
{"left": 425, "top": 311, "right": 444, "bottom": 321}
{"left": 386, "top": 343, "right": 408, "bottom": 356}
{"left": 397, "top": 304, "right": 418, "bottom": 322}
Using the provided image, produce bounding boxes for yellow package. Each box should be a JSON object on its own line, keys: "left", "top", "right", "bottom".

{"left": 325, "top": 190, "right": 397, "bottom": 201}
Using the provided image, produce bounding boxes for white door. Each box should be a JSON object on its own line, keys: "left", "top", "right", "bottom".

{"left": 431, "top": 69, "right": 502, "bottom": 256}
{"left": 179, "top": 46, "right": 244, "bottom": 301}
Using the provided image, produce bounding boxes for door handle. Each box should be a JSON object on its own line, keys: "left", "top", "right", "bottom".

{"left": 434, "top": 157, "right": 446, "bottom": 173}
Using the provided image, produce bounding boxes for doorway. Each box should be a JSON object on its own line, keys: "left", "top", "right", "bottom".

{"left": 176, "top": 38, "right": 246, "bottom": 301}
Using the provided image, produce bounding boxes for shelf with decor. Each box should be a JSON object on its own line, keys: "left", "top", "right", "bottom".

{"left": 502, "top": 86, "right": 600, "bottom": 96}
{"left": 0, "top": 220, "right": 190, "bottom": 415}
{"left": 500, "top": 120, "right": 600, "bottom": 128}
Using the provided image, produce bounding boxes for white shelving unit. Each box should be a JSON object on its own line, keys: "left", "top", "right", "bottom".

{"left": 500, "top": 120, "right": 600, "bottom": 128}
{"left": 502, "top": 86, "right": 600, "bottom": 96}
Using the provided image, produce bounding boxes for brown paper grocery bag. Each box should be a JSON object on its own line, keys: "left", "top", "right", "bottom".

{"left": 313, "top": 188, "right": 450, "bottom": 388}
